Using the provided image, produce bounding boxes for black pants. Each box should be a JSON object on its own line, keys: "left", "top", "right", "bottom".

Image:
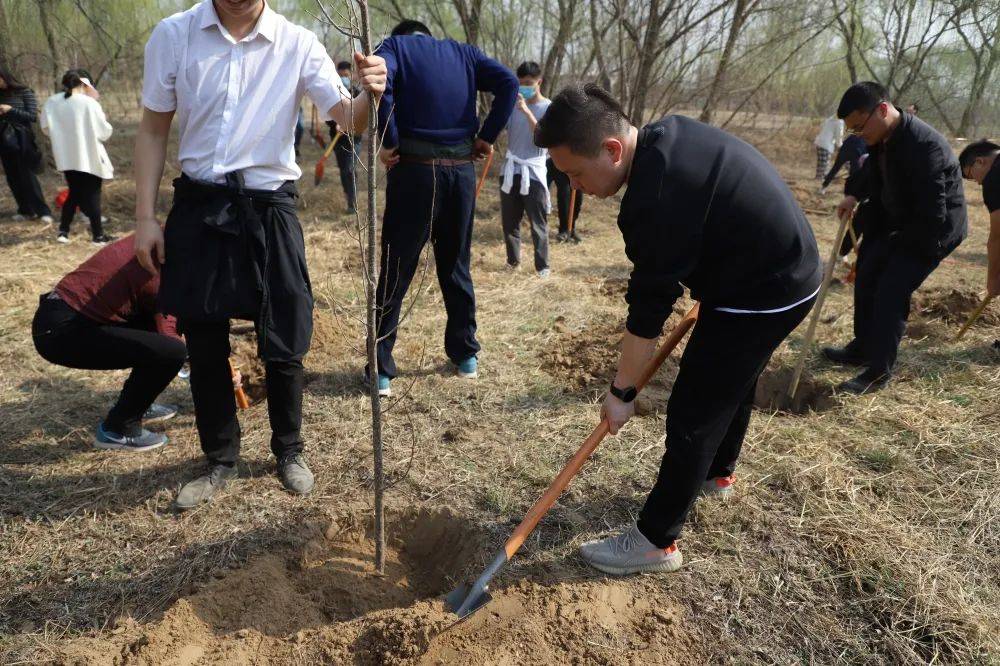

{"left": 182, "top": 320, "right": 303, "bottom": 466}
{"left": 546, "top": 158, "right": 582, "bottom": 234}
{"left": 31, "top": 294, "right": 187, "bottom": 436}
{"left": 849, "top": 233, "right": 942, "bottom": 374}
{"left": 500, "top": 174, "right": 549, "bottom": 271}
{"left": 637, "top": 298, "right": 814, "bottom": 548}
{"left": 59, "top": 170, "right": 104, "bottom": 237}
{"left": 375, "top": 160, "right": 479, "bottom": 379}
{"left": 1, "top": 148, "right": 51, "bottom": 217}
{"left": 334, "top": 136, "right": 358, "bottom": 210}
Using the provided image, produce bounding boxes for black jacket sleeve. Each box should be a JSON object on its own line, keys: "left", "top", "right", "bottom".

{"left": 845, "top": 151, "right": 872, "bottom": 201}
{"left": 4, "top": 89, "right": 38, "bottom": 126}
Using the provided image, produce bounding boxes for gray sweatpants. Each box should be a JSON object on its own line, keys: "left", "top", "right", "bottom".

{"left": 500, "top": 175, "right": 549, "bottom": 271}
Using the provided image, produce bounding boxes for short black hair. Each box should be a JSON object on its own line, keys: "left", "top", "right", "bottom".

{"left": 61, "top": 68, "right": 94, "bottom": 99}
{"left": 958, "top": 139, "right": 1000, "bottom": 171}
{"left": 516, "top": 61, "right": 542, "bottom": 78}
{"left": 391, "top": 20, "right": 432, "bottom": 37}
{"left": 337, "top": 61, "right": 351, "bottom": 72}
{"left": 534, "top": 83, "right": 629, "bottom": 157}
{"left": 837, "top": 81, "right": 890, "bottom": 119}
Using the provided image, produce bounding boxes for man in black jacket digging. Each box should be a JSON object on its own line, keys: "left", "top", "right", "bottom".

{"left": 534, "top": 84, "right": 822, "bottom": 575}
{"left": 824, "top": 82, "right": 967, "bottom": 394}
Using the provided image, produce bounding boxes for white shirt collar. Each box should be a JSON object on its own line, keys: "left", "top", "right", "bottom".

{"left": 199, "top": 1, "right": 277, "bottom": 43}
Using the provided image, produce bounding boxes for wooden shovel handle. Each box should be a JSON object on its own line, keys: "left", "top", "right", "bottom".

{"left": 502, "top": 304, "right": 700, "bottom": 560}
{"left": 475, "top": 151, "right": 494, "bottom": 200}
{"left": 229, "top": 359, "right": 250, "bottom": 410}
{"left": 955, "top": 295, "right": 994, "bottom": 341}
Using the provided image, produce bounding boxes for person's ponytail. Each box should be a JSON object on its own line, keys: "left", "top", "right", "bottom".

{"left": 60, "top": 69, "right": 94, "bottom": 98}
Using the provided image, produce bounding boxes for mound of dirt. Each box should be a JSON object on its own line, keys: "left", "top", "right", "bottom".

{"left": 55, "top": 509, "right": 700, "bottom": 665}
{"left": 913, "top": 288, "right": 998, "bottom": 326}
{"left": 754, "top": 366, "right": 835, "bottom": 415}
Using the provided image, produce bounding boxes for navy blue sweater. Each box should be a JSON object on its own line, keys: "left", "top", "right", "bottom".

{"left": 375, "top": 34, "right": 517, "bottom": 149}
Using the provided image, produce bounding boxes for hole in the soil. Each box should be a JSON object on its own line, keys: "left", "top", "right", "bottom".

{"left": 913, "top": 288, "right": 998, "bottom": 326}
{"left": 754, "top": 367, "right": 835, "bottom": 415}
{"left": 229, "top": 332, "right": 267, "bottom": 402}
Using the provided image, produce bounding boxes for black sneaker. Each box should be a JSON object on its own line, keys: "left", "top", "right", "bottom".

{"left": 92, "top": 233, "right": 115, "bottom": 246}
{"left": 555, "top": 232, "right": 569, "bottom": 243}
{"left": 837, "top": 368, "right": 892, "bottom": 395}
{"left": 822, "top": 345, "right": 866, "bottom": 367}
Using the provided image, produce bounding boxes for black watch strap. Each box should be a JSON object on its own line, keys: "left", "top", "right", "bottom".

{"left": 609, "top": 383, "right": 638, "bottom": 403}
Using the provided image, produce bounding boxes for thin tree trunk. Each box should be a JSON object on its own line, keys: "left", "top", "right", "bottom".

{"left": 541, "top": 0, "right": 574, "bottom": 96}
{"left": 37, "top": 0, "right": 61, "bottom": 90}
{"left": 0, "top": 1, "right": 10, "bottom": 70}
{"left": 699, "top": 0, "right": 752, "bottom": 124}
{"left": 356, "top": 0, "right": 385, "bottom": 574}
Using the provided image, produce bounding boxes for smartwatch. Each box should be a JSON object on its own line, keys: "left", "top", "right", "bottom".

{"left": 609, "top": 382, "right": 638, "bottom": 403}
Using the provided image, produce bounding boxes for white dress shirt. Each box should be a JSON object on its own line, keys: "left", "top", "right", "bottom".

{"left": 141, "top": 0, "right": 347, "bottom": 190}
{"left": 40, "top": 93, "right": 114, "bottom": 179}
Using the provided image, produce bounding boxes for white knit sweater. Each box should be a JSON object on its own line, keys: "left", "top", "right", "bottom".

{"left": 40, "top": 92, "right": 114, "bottom": 179}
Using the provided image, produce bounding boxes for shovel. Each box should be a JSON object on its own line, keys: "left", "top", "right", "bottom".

{"left": 314, "top": 133, "right": 343, "bottom": 186}
{"left": 474, "top": 151, "right": 495, "bottom": 200}
{"left": 567, "top": 188, "right": 578, "bottom": 236}
{"left": 955, "top": 295, "right": 994, "bottom": 341}
{"left": 445, "top": 303, "right": 700, "bottom": 621}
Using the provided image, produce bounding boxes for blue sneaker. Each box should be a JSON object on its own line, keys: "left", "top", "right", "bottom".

{"left": 142, "top": 403, "right": 178, "bottom": 423}
{"left": 362, "top": 369, "right": 392, "bottom": 397}
{"left": 94, "top": 423, "right": 167, "bottom": 451}
{"left": 456, "top": 356, "right": 478, "bottom": 379}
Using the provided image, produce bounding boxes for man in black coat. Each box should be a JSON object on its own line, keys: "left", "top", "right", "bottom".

{"left": 824, "top": 82, "right": 967, "bottom": 394}
{"left": 535, "top": 84, "right": 821, "bottom": 576}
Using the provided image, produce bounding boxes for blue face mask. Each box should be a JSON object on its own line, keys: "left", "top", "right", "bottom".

{"left": 519, "top": 85, "right": 536, "bottom": 99}
{"left": 340, "top": 76, "right": 351, "bottom": 89}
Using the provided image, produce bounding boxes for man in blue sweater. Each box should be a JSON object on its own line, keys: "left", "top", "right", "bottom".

{"left": 370, "top": 20, "right": 518, "bottom": 396}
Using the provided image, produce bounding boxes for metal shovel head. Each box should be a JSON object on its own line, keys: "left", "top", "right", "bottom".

{"left": 444, "top": 583, "right": 493, "bottom": 620}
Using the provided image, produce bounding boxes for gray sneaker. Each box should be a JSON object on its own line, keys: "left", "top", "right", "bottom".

{"left": 175, "top": 464, "right": 238, "bottom": 511}
{"left": 94, "top": 423, "right": 167, "bottom": 451}
{"left": 143, "top": 403, "right": 178, "bottom": 423}
{"left": 278, "top": 453, "right": 314, "bottom": 494}
{"left": 579, "top": 522, "right": 683, "bottom": 576}
{"left": 700, "top": 474, "right": 735, "bottom": 500}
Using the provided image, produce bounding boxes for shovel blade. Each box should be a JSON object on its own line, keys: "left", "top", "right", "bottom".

{"left": 444, "top": 583, "right": 493, "bottom": 620}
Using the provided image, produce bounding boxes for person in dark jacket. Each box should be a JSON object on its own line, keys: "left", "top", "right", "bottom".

{"left": 959, "top": 140, "right": 1000, "bottom": 299}
{"left": 547, "top": 157, "right": 583, "bottom": 242}
{"left": 32, "top": 235, "right": 186, "bottom": 451}
{"left": 534, "top": 84, "right": 822, "bottom": 576}
{"left": 370, "top": 20, "right": 518, "bottom": 396}
{"left": 821, "top": 133, "right": 868, "bottom": 192}
{"left": 823, "top": 82, "right": 967, "bottom": 394}
{"left": 0, "top": 66, "right": 53, "bottom": 222}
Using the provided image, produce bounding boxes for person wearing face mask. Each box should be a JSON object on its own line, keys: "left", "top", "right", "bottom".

{"left": 823, "top": 82, "right": 967, "bottom": 394}
{"left": 498, "top": 61, "right": 551, "bottom": 277}
{"left": 41, "top": 69, "right": 115, "bottom": 245}
{"left": 327, "top": 60, "right": 362, "bottom": 214}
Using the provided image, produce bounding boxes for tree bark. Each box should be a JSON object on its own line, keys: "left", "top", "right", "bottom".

{"left": 541, "top": 0, "right": 574, "bottom": 96}
{"left": 36, "top": 0, "right": 61, "bottom": 90}
{"left": 699, "top": 0, "right": 754, "bottom": 124}
{"left": 452, "top": 0, "right": 483, "bottom": 45}
{"left": 356, "top": 0, "right": 386, "bottom": 574}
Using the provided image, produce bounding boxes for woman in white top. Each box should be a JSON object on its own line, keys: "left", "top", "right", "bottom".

{"left": 41, "top": 69, "right": 114, "bottom": 244}
{"left": 813, "top": 115, "right": 844, "bottom": 181}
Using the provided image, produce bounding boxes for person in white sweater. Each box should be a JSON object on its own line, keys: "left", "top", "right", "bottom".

{"left": 814, "top": 115, "right": 844, "bottom": 181}
{"left": 41, "top": 69, "right": 114, "bottom": 244}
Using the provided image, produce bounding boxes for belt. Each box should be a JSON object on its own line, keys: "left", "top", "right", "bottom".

{"left": 398, "top": 155, "right": 474, "bottom": 166}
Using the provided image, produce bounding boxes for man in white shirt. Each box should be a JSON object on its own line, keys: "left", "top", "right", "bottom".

{"left": 814, "top": 115, "right": 844, "bottom": 181}
{"left": 132, "top": 0, "right": 386, "bottom": 510}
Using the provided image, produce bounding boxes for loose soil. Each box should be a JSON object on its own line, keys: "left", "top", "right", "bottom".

{"left": 912, "top": 287, "right": 999, "bottom": 327}
{"left": 54, "top": 509, "right": 698, "bottom": 665}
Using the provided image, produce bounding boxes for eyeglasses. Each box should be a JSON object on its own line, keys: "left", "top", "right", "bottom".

{"left": 847, "top": 103, "right": 884, "bottom": 135}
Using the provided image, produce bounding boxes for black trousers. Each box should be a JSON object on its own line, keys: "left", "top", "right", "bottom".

{"left": 182, "top": 320, "right": 304, "bottom": 466}
{"left": 31, "top": 294, "right": 187, "bottom": 436}
{"left": 375, "top": 160, "right": 480, "bottom": 379}
{"left": 546, "top": 158, "right": 582, "bottom": 234}
{"left": 1, "top": 148, "right": 51, "bottom": 217}
{"left": 59, "top": 170, "right": 104, "bottom": 237}
{"left": 334, "top": 136, "right": 358, "bottom": 210}
{"left": 637, "top": 298, "right": 814, "bottom": 548}
{"left": 849, "top": 232, "right": 942, "bottom": 374}
{"left": 500, "top": 174, "right": 549, "bottom": 271}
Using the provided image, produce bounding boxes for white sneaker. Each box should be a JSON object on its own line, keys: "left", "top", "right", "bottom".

{"left": 537, "top": 268, "right": 551, "bottom": 278}
{"left": 579, "top": 522, "right": 683, "bottom": 575}
{"left": 40, "top": 215, "right": 54, "bottom": 224}
{"left": 56, "top": 233, "right": 70, "bottom": 244}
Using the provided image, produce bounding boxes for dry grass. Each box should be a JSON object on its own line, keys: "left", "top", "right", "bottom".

{"left": 0, "top": 121, "right": 998, "bottom": 664}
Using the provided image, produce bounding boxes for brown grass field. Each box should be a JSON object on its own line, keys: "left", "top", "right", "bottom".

{"left": 0, "top": 119, "right": 998, "bottom": 664}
